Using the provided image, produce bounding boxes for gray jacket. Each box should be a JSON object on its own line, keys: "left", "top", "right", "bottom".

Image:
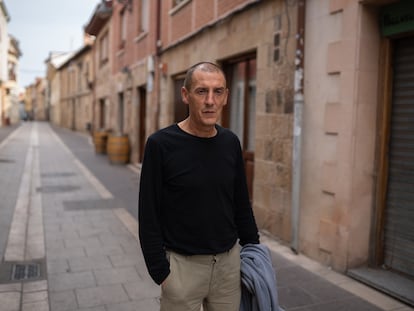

{"left": 240, "top": 244, "right": 282, "bottom": 311}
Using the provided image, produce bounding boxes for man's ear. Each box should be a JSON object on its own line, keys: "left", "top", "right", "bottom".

{"left": 181, "top": 87, "right": 189, "bottom": 105}
{"left": 223, "top": 88, "right": 229, "bottom": 106}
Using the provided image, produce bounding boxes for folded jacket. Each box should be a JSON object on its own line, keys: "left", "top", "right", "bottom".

{"left": 240, "top": 243, "right": 283, "bottom": 311}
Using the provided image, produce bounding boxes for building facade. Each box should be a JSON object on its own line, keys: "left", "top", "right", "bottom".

{"left": 299, "top": 0, "right": 413, "bottom": 303}
{"left": 3, "top": 35, "right": 22, "bottom": 125}
{"left": 84, "top": 1, "right": 113, "bottom": 136}
{"left": 46, "top": 0, "right": 414, "bottom": 304}
{"left": 58, "top": 45, "right": 94, "bottom": 132}
{"left": 0, "top": 0, "right": 9, "bottom": 126}
{"left": 45, "top": 51, "right": 75, "bottom": 126}
{"left": 30, "top": 78, "right": 47, "bottom": 121}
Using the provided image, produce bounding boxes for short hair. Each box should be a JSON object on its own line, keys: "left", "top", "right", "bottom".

{"left": 183, "top": 62, "right": 226, "bottom": 91}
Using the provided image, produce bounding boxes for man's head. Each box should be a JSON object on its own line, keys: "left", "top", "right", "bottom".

{"left": 181, "top": 62, "right": 228, "bottom": 131}
{"left": 183, "top": 62, "right": 226, "bottom": 91}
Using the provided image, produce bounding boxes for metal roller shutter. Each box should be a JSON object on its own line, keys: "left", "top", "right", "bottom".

{"left": 384, "top": 37, "right": 414, "bottom": 278}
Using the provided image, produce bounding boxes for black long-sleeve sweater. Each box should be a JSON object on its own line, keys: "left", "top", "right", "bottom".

{"left": 138, "top": 124, "right": 259, "bottom": 285}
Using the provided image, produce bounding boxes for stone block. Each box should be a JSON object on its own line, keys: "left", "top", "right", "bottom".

{"left": 327, "top": 41, "right": 342, "bottom": 74}
{"left": 318, "top": 219, "right": 336, "bottom": 253}
{"left": 329, "top": 0, "right": 346, "bottom": 14}
{"left": 324, "top": 102, "right": 341, "bottom": 134}
{"left": 321, "top": 161, "right": 337, "bottom": 195}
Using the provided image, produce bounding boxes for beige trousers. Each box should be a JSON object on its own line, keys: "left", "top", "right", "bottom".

{"left": 160, "top": 244, "right": 241, "bottom": 311}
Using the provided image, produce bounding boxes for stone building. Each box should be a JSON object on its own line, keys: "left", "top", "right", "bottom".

{"left": 84, "top": 1, "right": 113, "bottom": 135}
{"left": 301, "top": 0, "right": 413, "bottom": 304}
{"left": 3, "top": 35, "right": 22, "bottom": 125}
{"left": 55, "top": 0, "right": 414, "bottom": 304}
{"left": 0, "top": 0, "right": 9, "bottom": 126}
{"left": 28, "top": 77, "right": 47, "bottom": 121}
{"left": 45, "top": 51, "right": 75, "bottom": 126}
{"left": 58, "top": 44, "right": 94, "bottom": 132}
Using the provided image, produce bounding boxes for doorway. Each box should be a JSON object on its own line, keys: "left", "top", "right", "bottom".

{"left": 223, "top": 55, "right": 257, "bottom": 200}
{"left": 381, "top": 36, "right": 414, "bottom": 279}
{"left": 118, "top": 92, "right": 124, "bottom": 134}
{"left": 173, "top": 75, "right": 188, "bottom": 123}
{"left": 138, "top": 87, "right": 146, "bottom": 162}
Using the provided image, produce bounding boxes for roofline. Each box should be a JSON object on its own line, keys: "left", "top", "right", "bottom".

{"left": 0, "top": 1, "right": 10, "bottom": 22}
{"left": 58, "top": 44, "right": 92, "bottom": 69}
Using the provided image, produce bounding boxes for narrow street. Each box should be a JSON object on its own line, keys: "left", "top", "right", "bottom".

{"left": 0, "top": 122, "right": 411, "bottom": 311}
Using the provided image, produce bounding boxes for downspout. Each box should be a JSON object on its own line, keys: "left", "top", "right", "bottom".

{"left": 155, "top": 0, "right": 162, "bottom": 131}
{"left": 291, "top": 0, "right": 306, "bottom": 253}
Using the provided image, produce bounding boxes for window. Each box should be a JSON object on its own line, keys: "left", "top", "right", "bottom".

{"left": 77, "top": 62, "right": 83, "bottom": 92}
{"left": 8, "top": 62, "right": 16, "bottom": 81}
{"left": 119, "top": 9, "right": 127, "bottom": 49}
{"left": 225, "top": 58, "right": 256, "bottom": 151}
{"left": 138, "top": 0, "right": 149, "bottom": 33}
{"left": 173, "top": 76, "right": 188, "bottom": 123}
{"left": 99, "top": 32, "right": 109, "bottom": 65}
{"left": 118, "top": 92, "right": 125, "bottom": 134}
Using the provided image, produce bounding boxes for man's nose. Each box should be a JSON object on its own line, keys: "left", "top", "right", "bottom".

{"left": 205, "top": 90, "right": 215, "bottom": 103}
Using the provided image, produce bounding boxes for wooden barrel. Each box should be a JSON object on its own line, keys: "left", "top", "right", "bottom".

{"left": 107, "top": 134, "right": 130, "bottom": 164}
{"left": 93, "top": 131, "right": 108, "bottom": 154}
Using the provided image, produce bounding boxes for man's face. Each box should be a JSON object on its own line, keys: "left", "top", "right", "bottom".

{"left": 181, "top": 70, "right": 228, "bottom": 128}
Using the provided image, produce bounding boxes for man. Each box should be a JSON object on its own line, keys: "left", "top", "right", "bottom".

{"left": 139, "top": 62, "right": 260, "bottom": 311}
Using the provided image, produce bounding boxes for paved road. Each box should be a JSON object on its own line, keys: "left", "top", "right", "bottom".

{"left": 50, "top": 124, "right": 140, "bottom": 220}
{"left": 0, "top": 122, "right": 411, "bottom": 311}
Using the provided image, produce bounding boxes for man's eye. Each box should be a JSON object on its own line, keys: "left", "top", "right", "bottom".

{"left": 215, "top": 89, "right": 224, "bottom": 95}
{"left": 196, "top": 89, "right": 208, "bottom": 95}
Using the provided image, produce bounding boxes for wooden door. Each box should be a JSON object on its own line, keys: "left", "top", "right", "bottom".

{"left": 223, "top": 56, "right": 257, "bottom": 200}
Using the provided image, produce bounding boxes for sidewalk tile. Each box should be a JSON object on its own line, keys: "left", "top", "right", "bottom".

{"left": 49, "top": 290, "right": 77, "bottom": 311}
{"left": 109, "top": 253, "right": 143, "bottom": 268}
{"left": 63, "top": 236, "right": 102, "bottom": 249}
{"left": 105, "top": 299, "right": 159, "bottom": 311}
{"left": 48, "top": 271, "right": 95, "bottom": 292}
{"left": 0, "top": 283, "right": 21, "bottom": 292}
{"left": 123, "top": 280, "right": 160, "bottom": 300}
{"left": 22, "top": 300, "right": 49, "bottom": 311}
{"left": 75, "top": 284, "right": 129, "bottom": 308}
{"left": 93, "top": 267, "right": 140, "bottom": 286}
{"left": 46, "top": 247, "right": 86, "bottom": 260}
{"left": 47, "top": 259, "right": 70, "bottom": 275}
{"left": 68, "top": 255, "right": 112, "bottom": 272}
{"left": 22, "top": 291, "right": 48, "bottom": 303}
{"left": 0, "top": 292, "right": 20, "bottom": 311}
{"left": 23, "top": 280, "right": 48, "bottom": 292}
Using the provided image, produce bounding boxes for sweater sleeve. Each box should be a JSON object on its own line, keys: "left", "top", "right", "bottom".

{"left": 138, "top": 137, "right": 170, "bottom": 285}
{"left": 234, "top": 140, "right": 260, "bottom": 245}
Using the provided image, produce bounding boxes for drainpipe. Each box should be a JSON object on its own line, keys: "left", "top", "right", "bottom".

{"left": 291, "top": 0, "right": 306, "bottom": 253}
{"left": 155, "top": 0, "right": 162, "bottom": 131}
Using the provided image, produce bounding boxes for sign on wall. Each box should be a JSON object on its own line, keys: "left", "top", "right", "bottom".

{"left": 381, "top": 0, "right": 414, "bottom": 37}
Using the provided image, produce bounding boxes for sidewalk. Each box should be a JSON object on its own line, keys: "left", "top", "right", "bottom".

{"left": 0, "top": 122, "right": 412, "bottom": 311}
{"left": 0, "top": 123, "right": 159, "bottom": 311}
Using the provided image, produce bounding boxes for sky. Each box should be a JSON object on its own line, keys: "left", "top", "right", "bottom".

{"left": 5, "top": 0, "right": 101, "bottom": 87}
